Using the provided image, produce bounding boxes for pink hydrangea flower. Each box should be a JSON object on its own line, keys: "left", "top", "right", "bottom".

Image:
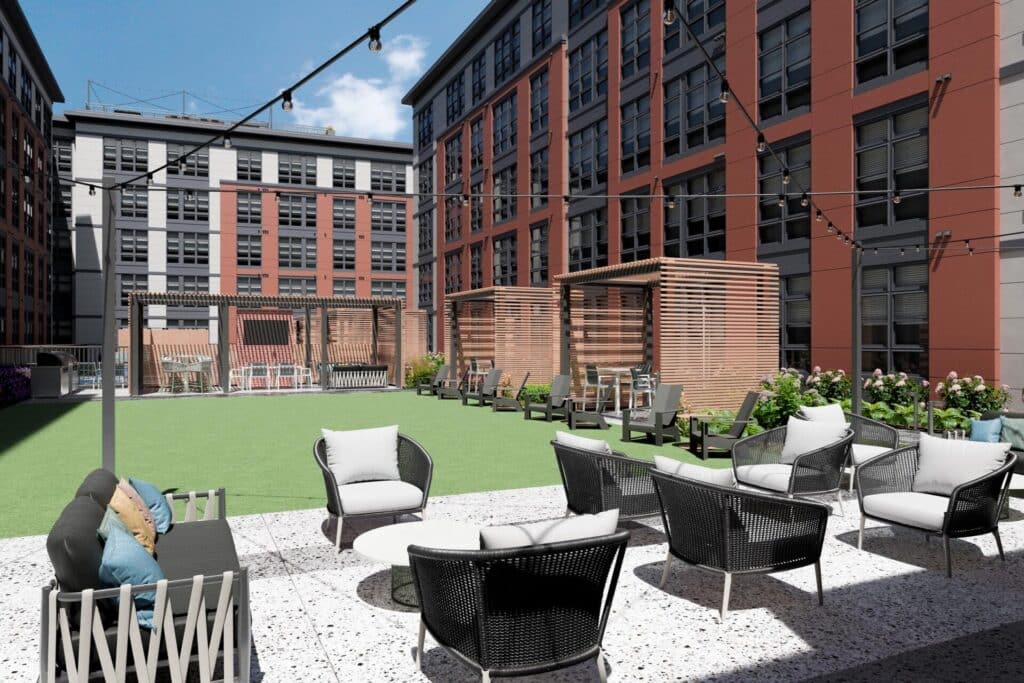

{"left": 948, "top": 371, "right": 958, "bottom": 380}
{"left": 812, "top": 365, "right": 822, "bottom": 374}
{"left": 950, "top": 384, "right": 962, "bottom": 393}
{"left": 874, "top": 380, "right": 884, "bottom": 388}
{"left": 873, "top": 368, "right": 883, "bottom": 377}
{"left": 898, "top": 372, "right": 908, "bottom": 379}
{"left": 936, "top": 381, "right": 944, "bottom": 391}
{"left": 896, "top": 380, "right": 906, "bottom": 387}
{"left": 864, "top": 378, "right": 872, "bottom": 388}
{"left": 974, "top": 384, "right": 986, "bottom": 392}
{"left": 1003, "top": 384, "right": 1011, "bottom": 391}
{"left": 973, "top": 375, "right": 984, "bottom": 382}
{"left": 922, "top": 380, "right": 930, "bottom": 388}
{"left": 832, "top": 376, "right": 842, "bottom": 383}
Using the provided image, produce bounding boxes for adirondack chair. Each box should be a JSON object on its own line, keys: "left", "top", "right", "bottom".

{"left": 622, "top": 383, "right": 684, "bottom": 445}
{"left": 492, "top": 372, "right": 530, "bottom": 412}
{"left": 463, "top": 368, "right": 503, "bottom": 407}
{"left": 437, "top": 368, "right": 468, "bottom": 400}
{"left": 416, "top": 364, "right": 450, "bottom": 396}
{"left": 689, "top": 391, "right": 760, "bottom": 460}
{"left": 524, "top": 375, "right": 572, "bottom": 422}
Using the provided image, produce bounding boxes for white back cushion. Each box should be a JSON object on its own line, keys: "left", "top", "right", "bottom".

{"left": 654, "top": 456, "right": 735, "bottom": 487}
{"left": 912, "top": 433, "right": 1010, "bottom": 496}
{"left": 780, "top": 416, "right": 850, "bottom": 464}
{"left": 554, "top": 430, "right": 613, "bottom": 454}
{"left": 480, "top": 509, "right": 619, "bottom": 549}
{"left": 322, "top": 425, "right": 400, "bottom": 485}
{"left": 799, "top": 403, "right": 846, "bottom": 423}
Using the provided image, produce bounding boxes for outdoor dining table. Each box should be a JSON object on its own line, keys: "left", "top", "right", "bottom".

{"left": 598, "top": 366, "right": 635, "bottom": 414}
{"left": 162, "top": 355, "right": 213, "bottom": 393}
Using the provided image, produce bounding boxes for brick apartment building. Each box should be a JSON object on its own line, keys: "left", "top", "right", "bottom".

{"left": 0, "top": 1, "right": 63, "bottom": 345}
{"left": 54, "top": 109, "right": 414, "bottom": 344}
{"left": 403, "top": 0, "right": 1024, "bottom": 402}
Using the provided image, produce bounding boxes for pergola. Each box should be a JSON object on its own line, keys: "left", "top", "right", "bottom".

{"left": 444, "top": 286, "right": 558, "bottom": 388}
{"left": 127, "top": 292, "right": 404, "bottom": 395}
{"left": 555, "top": 257, "right": 780, "bottom": 410}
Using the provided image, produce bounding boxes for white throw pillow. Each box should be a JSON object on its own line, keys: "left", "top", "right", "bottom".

{"left": 798, "top": 403, "right": 846, "bottom": 423}
{"left": 653, "top": 456, "right": 735, "bottom": 487}
{"left": 322, "top": 425, "right": 400, "bottom": 485}
{"left": 780, "top": 416, "right": 850, "bottom": 464}
{"left": 912, "top": 433, "right": 1010, "bottom": 496}
{"left": 554, "top": 430, "right": 613, "bottom": 454}
{"left": 480, "top": 509, "right": 619, "bottom": 550}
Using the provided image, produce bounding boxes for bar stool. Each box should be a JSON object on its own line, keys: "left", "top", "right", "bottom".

{"left": 628, "top": 366, "right": 655, "bottom": 410}
{"left": 582, "top": 365, "right": 612, "bottom": 411}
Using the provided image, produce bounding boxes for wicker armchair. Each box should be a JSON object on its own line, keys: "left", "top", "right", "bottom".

{"left": 732, "top": 425, "right": 854, "bottom": 512}
{"left": 408, "top": 531, "right": 630, "bottom": 682}
{"left": 462, "top": 368, "right": 503, "bottom": 407}
{"left": 552, "top": 440, "right": 660, "bottom": 520}
{"left": 416, "top": 364, "right": 450, "bottom": 396}
{"left": 855, "top": 445, "right": 1016, "bottom": 577}
{"left": 313, "top": 434, "right": 433, "bottom": 550}
{"left": 651, "top": 470, "right": 830, "bottom": 621}
{"left": 844, "top": 412, "right": 899, "bottom": 491}
{"left": 524, "top": 375, "right": 571, "bottom": 422}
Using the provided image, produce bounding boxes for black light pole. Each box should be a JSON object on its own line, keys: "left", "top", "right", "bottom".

{"left": 101, "top": 186, "right": 119, "bottom": 472}
{"left": 851, "top": 245, "right": 863, "bottom": 414}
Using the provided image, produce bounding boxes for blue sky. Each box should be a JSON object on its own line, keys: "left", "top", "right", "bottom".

{"left": 22, "top": 0, "right": 487, "bottom": 141}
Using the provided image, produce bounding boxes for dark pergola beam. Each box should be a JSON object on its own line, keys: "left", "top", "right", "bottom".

{"left": 393, "top": 302, "right": 402, "bottom": 386}
{"left": 217, "top": 304, "right": 230, "bottom": 394}
{"left": 129, "top": 298, "right": 143, "bottom": 396}
{"left": 320, "top": 305, "right": 330, "bottom": 390}
{"left": 559, "top": 285, "right": 571, "bottom": 376}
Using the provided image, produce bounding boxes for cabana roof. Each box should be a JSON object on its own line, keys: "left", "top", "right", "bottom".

{"left": 128, "top": 292, "right": 403, "bottom": 309}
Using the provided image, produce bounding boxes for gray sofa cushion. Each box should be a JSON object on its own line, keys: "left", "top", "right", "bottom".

{"left": 46, "top": 496, "right": 106, "bottom": 592}
{"left": 155, "top": 519, "right": 241, "bottom": 614}
{"left": 75, "top": 468, "right": 118, "bottom": 507}
{"left": 862, "top": 492, "right": 949, "bottom": 531}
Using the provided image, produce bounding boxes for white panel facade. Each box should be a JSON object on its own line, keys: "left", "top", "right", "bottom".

{"left": 316, "top": 156, "right": 333, "bottom": 188}
{"left": 355, "top": 160, "right": 371, "bottom": 191}
{"left": 149, "top": 141, "right": 167, "bottom": 186}
{"left": 1001, "top": 30, "right": 1024, "bottom": 408}
{"left": 262, "top": 151, "right": 279, "bottom": 184}
{"left": 72, "top": 134, "right": 103, "bottom": 180}
{"left": 1003, "top": 0, "right": 1024, "bottom": 67}
{"left": 148, "top": 230, "right": 167, "bottom": 272}
{"left": 405, "top": 165, "right": 415, "bottom": 193}
{"left": 148, "top": 188, "right": 166, "bottom": 229}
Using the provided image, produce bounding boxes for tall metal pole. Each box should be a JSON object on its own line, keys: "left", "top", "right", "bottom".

{"left": 102, "top": 187, "right": 119, "bottom": 471}
{"left": 851, "top": 245, "right": 863, "bottom": 414}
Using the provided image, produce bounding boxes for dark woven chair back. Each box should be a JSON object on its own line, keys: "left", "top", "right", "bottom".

{"left": 651, "top": 470, "right": 830, "bottom": 574}
{"left": 313, "top": 438, "right": 342, "bottom": 517}
{"left": 652, "top": 383, "right": 683, "bottom": 417}
{"left": 730, "top": 391, "right": 760, "bottom": 438}
{"left": 408, "top": 531, "right": 629, "bottom": 677}
{"left": 550, "top": 375, "right": 571, "bottom": 407}
{"left": 552, "top": 441, "right": 660, "bottom": 518}
{"left": 514, "top": 372, "right": 530, "bottom": 399}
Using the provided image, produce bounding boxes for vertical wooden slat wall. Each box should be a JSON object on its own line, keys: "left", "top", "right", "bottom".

{"left": 566, "top": 286, "right": 645, "bottom": 393}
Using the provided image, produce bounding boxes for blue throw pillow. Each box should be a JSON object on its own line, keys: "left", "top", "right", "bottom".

{"left": 129, "top": 477, "right": 172, "bottom": 534}
{"left": 97, "top": 505, "right": 129, "bottom": 541}
{"left": 98, "top": 526, "right": 165, "bottom": 629}
{"left": 970, "top": 418, "right": 1002, "bottom": 443}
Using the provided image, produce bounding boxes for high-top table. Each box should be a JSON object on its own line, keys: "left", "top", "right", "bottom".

{"left": 353, "top": 519, "right": 479, "bottom": 606}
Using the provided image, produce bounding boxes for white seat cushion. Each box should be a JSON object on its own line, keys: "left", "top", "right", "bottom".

{"left": 480, "top": 509, "right": 619, "bottom": 550}
{"left": 735, "top": 464, "right": 793, "bottom": 493}
{"left": 654, "top": 456, "right": 735, "bottom": 487}
{"left": 851, "top": 444, "right": 893, "bottom": 465}
{"left": 912, "top": 433, "right": 1010, "bottom": 496}
{"left": 799, "top": 403, "right": 846, "bottom": 423}
{"left": 337, "top": 480, "right": 423, "bottom": 515}
{"left": 781, "top": 416, "right": 850, "bottom": 464}
{"left": 322, "top": 425, "right": 400, "bottom": 485}
{"left": 554, "top": 430, "right": 612, "bottom": 454}
{"left": 862, "top": 492, "right": 949, "bottom": 531}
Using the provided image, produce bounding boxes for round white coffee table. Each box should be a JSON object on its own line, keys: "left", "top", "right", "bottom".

{"left": 353, "top": 519, "right": 479, "bottom": 606}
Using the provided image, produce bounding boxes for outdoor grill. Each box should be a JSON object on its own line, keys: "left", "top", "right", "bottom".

{"left": 30, "top": 351, "right": 78, "bottom": 398}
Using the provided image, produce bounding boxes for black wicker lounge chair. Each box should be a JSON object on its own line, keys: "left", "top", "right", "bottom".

{"left": 732, "top": 424, "right": 854, "bottom": 512}
{"left": 492, "top": 372, "right": 530, "bottom": 412}
{"left": 408, "top": 531, "right": 630, "bottom": 682}
{"left": 552, "top": 439, "right": 660, "bottom": 519}
{"left": 437, "top": 368, "right": 468, "bottom": 400}
{"left": 856, "top": 440, "right": 1015, "bottom": 577}
{"left": 524, "top": 374, "right": 571, "bottom": 421}
{"left": 689, "top": 391, "right": 759, "bottom": 460}
{"left": 313, "top": 434, "right": 433, "bottom": 550}
{"left": 462, "top": 368, "right": 503, "bottom": 406}
{"left": 652, "top": 469, "right": 830, "bottom": 621}
{"left": 798, "top": 405, "right": 900, "bottom": 491}
{"left": 416, "top": 364, "right": 450, "bottom": 396}
{"left": 621, "top": 383, "right": 683, "bottom": 445}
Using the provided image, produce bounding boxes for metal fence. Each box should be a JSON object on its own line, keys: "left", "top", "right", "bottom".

{"left": 0, "top": 345, "right": 114, "bottom": 366}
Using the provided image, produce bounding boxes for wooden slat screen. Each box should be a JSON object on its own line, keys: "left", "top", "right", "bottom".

{"left": 567, "top": 286, "right": 645, "bottom": 393}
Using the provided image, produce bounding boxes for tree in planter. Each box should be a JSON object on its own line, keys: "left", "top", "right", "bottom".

{"left": 937, "top": 372, "right": 1010, "bottom": 414}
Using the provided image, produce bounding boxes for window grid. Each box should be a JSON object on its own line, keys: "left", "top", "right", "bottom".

{"left": 471, "top": 182, "right": 484, "bottom": 233}
{"left": 417, "top": 157, "right": 434, "bottom": 196}
{"left": 332, "top": 198, "right": 356, "bottom": 230}
{"left": 167, "top": 231, "right": 210, "bottom": 265}
{"left": 333, "top": 158, "right": 356, "bottom": 189}
{"left": 333, "top": 279, "right": 356, "bottom": 297}
{"left": 167, "top": 144, "right": 209, "bottom": 177}
{"left": 56, "top": 139, "right": 72, "bottom": 173}
{"left": 621, "top": 0, "right": 651, "bottom": 79}
{"left": 236, "top": 233, "right": 262, "bottom": 268}
{"left": 333, "top": 238, "right": 356, "bottom": 270}
{"left": 119, "top": 187, "right": 148, "bottom": 219}
{"left": 279, "top": 277, "right": 316, "bottom": 296}
{"left": 861, "top": 262, "right": 928, "bottom": 376}
{"left": 620, "top": 196, "right": 651, "bottom": 262}
{"left": 470, "top": 242, "right": 483, "bottom": 290}
{"left": 119, "top": 229, "right": 148, "bottom": 263}
{"left": 445, "top": 133, "right": 463, "bottom": 185}
{"left": 569, "top": 120, "right": 608, "bottom": 192}
{"left": 278, "top": 154, "right": 316, "bottom": 185}
{"left": 569, "top": 0, "right": 606, "bottom": 29}
{"left": 167, "top": 190, "right": 210, "bottom": 222}
{"left": 664, "top": 57, "right": 725, "bottom": 157}
{"left": 493, "top": 19, "right": 521, "bottom": 86}
{"left": 569, "top": 30, "right": 608, "bottom": 112}
{"left": 530, "top": 221, "right": 549, "bottom": 286}
{"left": 237, "top": 275, "right": 262, "bottom": 296}
{"left": 119, "top": 273, "right": 148, "bottom": 306}
{"left": 445, "top": 195, "right": 462, "bottom": 243}
{"left": 665, "top": 0, "right": 725, "bottom": 54}
{"left": 493, "top": 166, "right": 517, "bottom": 224}
{"left": 470, "top": 117, "right": 484, "bottom": 170}
{"left": 444, "top": 250, "right": 462, "bottom": 294}
{"left": 418, "top": 209, "right": 434, "bottom": 254}
{"left": 237, "top": 150, "right": 262, "bottom": 181}
{"left": 236, "top": 191, "right": 262, "bottom": 225}
{"left": 418, "top": 262, "right": 434, "bottom": 308}
{"left": 417, "top": 107, "right": 434, "bottom": 150}
{"left": 446, "top": 72, "right": 465, "bottom": 125}
{"left": 532, "top": 0, "right": 552, "bottom": 56}
{"left": 855, "top": 0, "right": 928, "bottom": 85}
{"left": 371, "top": 280, "right": 405, "bottom": 298}
{"left": 104, "top": 139, "right": 148, "bottom": 172}
{"left": 371, "top": 200, "right": 407, "bottom": 232}
{"left": 569, "top": 209, "right": 608, "bottom": 272}
{"left": 492, "top": 93, "right": 517, "bottom": 157}
{"left": 278, "top": 193, "right": 317, "bottom": 228}
{"left": 759, "top": 10, "right": 811, "bottom": 121}
{"left": 664, "top": 167, "right": 726, "bottom": 258}
{"left": 166, "top": 275, "right": 208, "bottom": 294}
{"left": 781, "top": 275, "right": 811, "bottom": 371}
{"left": 493, "top": 232, "right": 517, "bottom": 286}
{"left": 278, "top": 236, "right": 317, "bottom": 269}
{"left": 471, "top": 52, "right": 487, "bottom": 104}
{"left": 758, "top": 141, "right": 811, "bottom": 245}
{"left": 370, "top": 163, "right": 407, "bottom": 192}
{"left": 530, "top": 68, "right": 549, "bottom": 135}
{"left": 621, "top": 96, "right": 651, "bottom": 174}
{"left": 530, "top": 148, "right": 548, "bottom": 209}
{"left": 855, "top": 105, "right": 928, "bottom": 229}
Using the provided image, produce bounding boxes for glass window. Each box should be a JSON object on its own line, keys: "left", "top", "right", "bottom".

{"left": 371, "top": 280, "right": 405, "bottom": 298}
{"left": 620, "top": 196, "right": 650, "bottom": 262}
{"left": 471, "top": 51, "right": 487, "bottom": 104}
{"left": 237, "top": 275, "right": 262, "bottom": 295}
{"left": 417, "top": 157, "right": 434, "bottom": 196}
{"left": 530, "top": 148, "right": 549, "bottom": 210}
{"left": 236, "top": 233, "right": 262, "bottom": 267}
{"left": 781, "top": 274, "right": 811, "bottom": 371}
{"left": 569, "top": 0, "right": 607, "bottom": 29}
{"left": 237, "top": 150, "right": 262, "bottom": 181}
{"left": 621, "top": 96, "right": 650, "bottom": 174}
{"left": 370, "top": 163, "right": 407, "bottom": 192}
{"left": 759, "top": 9, "right": 811, "bottom": 121}
{"left": 530, "top": 68, "right": 549, "bottom": 135}
{"left": 665, "top": 0, "right": 725, "bottom": 55}
{"left": 568, "top": 208, "right": 608, "bottom": 271}
{"left": 418, "top": 209, "right": 434, "bottom": 254}
{"left": 278, "top": 154, "right": 316, "bottom": 185}
{"left": 493, "top": 19, "right": 521, "bottom": 86}
{"left": 119, "top": 187, "right": 148, "bottom": 218}
{"left": 855, "top": 104, "right": 928, "bottom": 228}
{"left": 493, "top": 232, "right": 518, "bottom": 285}
{"left": 278, "top": 236, "right": 317, "bottom": 269}
{"left": 333, "top": 239, "right": 356, "bottom": 269}
{"left": 119, "top": 229, "right": 148, "bottom": 263}
{"left": 446, "top": 72, "right": 465, "bottom": 125}
{"left": 664, "top": 166, "right": 726, "bottom": 258}
{"left": 167, "top": 231, "right": 210, "bottom": 265}
{"left": 569, "top": 30, "right": 608, "bottom": 112}
{"left": 333, "top": 198, "right": 356, "bottom": 230}
{"left": 530, "top": 221, "right": 549, "bottom": 286}
{"left": 371, "top": 241, "right": 406, "bottom": 272}
{"left": 416, "top": 106, "right": 434, "bottom": 150}
{"left": 861, "top": 262, "right": 928, "bottom": 376}
{"left": 471, "top": 181, "right": 484, "bottom": 232}
{"left": 278, "top": 277, "right": 316, "bottom": 296}
{"left": 532, "top": 0, "right": 552, "bottom": 56}
{"left": 371, "top": 201, "right": 406, "bottom": 232}
{"left": 333, "top": 158, "right": 356, "bottom": 189}
{"left": 470, "top": 242, "right": 483, "bottom": 289}
{"left": 758, "top": 141, "right": 811, "bottom": 245}
{"left": 333, "top": 279, "right": 356, "bottom": 296}
{"left": 856, "top": 0, "right": 928, "bottom": 85}
{"left": 167, "top": 144, "right": 208, "bottom": 177}
{"left": 104, "top": 139, "right": 148, "bottom": 173}
{"left": 444, "top": 250, "right": 463, "bottom": 294}
{"left": 445, "top": 195, "right": 462, "bottom": 242}
{"left": 569, "top": 120, "right": 608, "bottom": 192}
{"left": 493, "top": 93, "right": 517, "bottom": 156}
{"left": 119, "top": 273, "right": 148, "bottom": 306}
{"left": 664, "top": 56, "right": 725, "bottom": 157}
{"left": 445, "top": 133, "right": 463, "bottom": 185}
{"left": 278, "top": 193, "right": 317, "bottom": 228}
{"left": 237, "top": 191, "right": 262, "bottom": 225}
{"left": 418, "top": 262, "right": 434, "bottom": 308}
{"left": 493, "top": 165, "right": 517, "bottom": 223}
{"left": 167, "top": 190, "right": 210, "bottom": 222}
{"left": 621, "top": 0, "right": 650, "bottom": 79}
{"left": 471, "top": 117, "right": 484, "bottom": 170}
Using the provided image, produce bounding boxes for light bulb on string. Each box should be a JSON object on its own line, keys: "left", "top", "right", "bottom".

{"left": 1015, "top": 184, "right": 1022, "bottom": 198}
{"left": 663, "top": 7, "right": 678, "bottom": 24}
{"left": 800, "top": 192, "right": 809, "bottom": 207}
{"left": 718, "top": 79, "right": 730, "bottom": 104}
{"left": 461, "top": 193, "right": 469, "bottom": 207}
{"left": 666, "top": 196, "right": 677, "bottom": 210}
{"left": 368, "top": 25, "right": 383, "bottom": 53}
{"left": 282, "top": 91, "right": 293, "bottom": 111}
{"left": 756, "top": 133, "right": 766, "bottom": 153}
{"left": 827, "top": 222, "right": 834, "bottom": 234}
{"left": 782, "top": 168, "right": 791, "bottom": 185}
{"left": 815, "top": 209, "right": 823, "bottom": 223}
{"left": 892, "top": 190, "right": 902, "bottom": 205}
{"left": 777, "top": 194, "right": 785, "bottom": 207}
{"left": 88, "top": 186, "right": 96, "bottom": 196}
{"left": 223, "top": 136, "right": 232, "bottom": 150}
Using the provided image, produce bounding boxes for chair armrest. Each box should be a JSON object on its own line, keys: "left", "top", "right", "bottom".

{"left": 846, "top": 412, "right": 899, "bottom": 449}
{"left": 789, "top": 432, "right": 854, "bottom": 493}
{"left": 726, "top": 491, "right": 830, "bottom": 571}
{"left": 732, "top": 427, "right": 785, "bottom": 469}
{"left": 398, "top": 434, "right": 434, "bottom": 504}
{"left": 165, "top": 488, "right": 226, "bottom": 522}
{"left": 855, "top": 445, "right": 920, "bottom": 502}
{"left": 944, "top": 453, "right": 1017, "bottom": 535}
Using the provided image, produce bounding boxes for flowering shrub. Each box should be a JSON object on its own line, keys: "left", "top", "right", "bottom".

{"left": 403, "top": 352, "right": 446, "bottom": 389}
{"left": 805, "top": 366, "right": 851, "bottom": 402}
{"left": 754, "top": 368, "right": 824, "bottom": 429}
{"left": 862, "top": 369, "right": 928, "bottom": 406}
{"left": 937, "top": 372, "right": 1009, "bottom": 414}
{"left": 0, "top": 366, "right": 31, "bottom": 405}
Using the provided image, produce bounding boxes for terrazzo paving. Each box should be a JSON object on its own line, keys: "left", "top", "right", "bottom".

{"left": 5, "top": 483, "right": 1024, "bottom": 682}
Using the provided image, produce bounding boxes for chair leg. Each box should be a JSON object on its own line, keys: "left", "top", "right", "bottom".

{"left": 835, "top": 489, "right": 845, "bottom": 516}
{"left": 334, "top": 515, "right": 343, "bottom": 552}
{"left": 565, "top": 506, "right": 572, "bottom": 518}
{"left": 596, "top": 650, "right": 608, "bottom": 683}
{"left": 814, "top": 561, "right": 823, "bottom": 606}
{"left": 720, "top": 573, "right": 732, "bottom": 622}
{"left": 481, "top": 671, "right": 490, "bottom": 683}
{"left": 943, "top": 535, "right": 952, "bottom": 578}
{"left": 857, "top": 514, "right": 865, "bottom": 550}
{"left": 416, "top": 618, "right": 425, "bottom": 670}
{"left": 994, "top": 528, "right": 1005, "bottom": 561}
{"left": 659, "top": 548, "right": 672, "bottom": 589}
{"left": 848, "top": 466, "right": 856, "bottom": 492}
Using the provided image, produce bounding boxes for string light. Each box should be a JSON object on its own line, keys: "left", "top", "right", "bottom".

{"left": 782, "top": 168, "right": 791, "bottom": 185}
{"left": 899, "top": 247, "right": 905, "bottom": 256}
{"left": 892, "top": 190, "right": 902, "bottom": 205}
{"left": 663, "top": 7, "right": 678, "bottom": 24}
{"left": 916, "top": 245, "right": 921, "bottom": 254}
{"left": 223, "top": 136, "right": 232, "bottom": 150}
{"left": 815, "top": 209, "right": 823, "bottom": 222}
{"left": 368, "top": 25, "right": 383, "bottom": 52}
{"left": 88, "top": 186, "right": 96, "bottom": 196}
{"left": 800, "top": 192, "right": 809, "bottom": 207}
{"left": 461, "top": 193, "right": 469, "bottom": 207}
{"left": 827, "top": 222, "right": 835, "bottom": 233}
{"left": 146, "top": 173, "right": 153, "bottom": 185}
{"left": 874, "top": 247, "right": 879, "bottom": 255}
{"left": 666, "top": 196, "right": 677, "bottom": 210}
{"left": 718, "top": 79, "right": 730, "bottom": 103}
{"left": 282, "top": 90, "right": 293, "bottom": 111}
{"left": 777, "top": 194, "right": 785, "bottom": 207}
{"left": 756, "top": 133, "right": 766, "bottom": 153}
{"left": 967, "top": 240, "right": 973, "bottom": 256}
{"left": 1015, "top": 184, "right": 1022, "bottom": 198}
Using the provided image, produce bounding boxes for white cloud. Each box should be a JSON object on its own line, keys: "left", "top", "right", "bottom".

{"left": 291, "top": 34, "right": 428, "bottom": 140}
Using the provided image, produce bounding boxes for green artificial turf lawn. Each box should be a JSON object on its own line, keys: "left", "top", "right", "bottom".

{"left": 0, "top": 390, "right": 722, "bottom": 538}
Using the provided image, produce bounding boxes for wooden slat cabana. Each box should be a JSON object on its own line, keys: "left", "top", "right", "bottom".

{"left": 444, "top": 287, "right": 558, "bottom": 388}
{"left": 555, "top": 258, "right": 780, "bottom": 410}
{"left": 127, "top": 292, "right": 404, "bottom": 396}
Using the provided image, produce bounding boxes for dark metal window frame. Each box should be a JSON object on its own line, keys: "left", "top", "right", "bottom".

{"left": 530, "top": 67, "right": 549, "bottom": 136}
{"left": 103, "top": 138, "right": 148, "bottom": 173}
{"left": 620, "top": 194, "right": 651, "bottom": 263}
{"left": 167, "top": 230, "right": 210, "bottom": 266}
{"left": 333, "top": 157, "right": 356, "bottom": 189}
{"left": 471, "top": 51, "right": 487, "bottom": 104}
{"left": 446, "top": 71, "right": 465, "bottom": 125}
{"left": 332, "top": 238, "right": 356, "bottom": 270}
{"left": 237, "top": 150, "right": 262, "bottom": 181}
{"left": 493, "top": 165, "right": 517, "bottom": 224}
{"left": 758, "top": 140, "right": 811, "bottom": 247}
{"left": 569, "top": 30, "right": 608, "bottom": 113}
{"left": 568, "top": 208, "right": 608, "bottom": 272}
{"left": 371, "top": 279, "right": 406, "bottom": 298}
{"left": 758, "top": 8, "right": 811, "bottom": 122}
{"left": 167, "top": 189, "right": 210, "bottom": 222}
{"left": 333, "top": 197, "right": 356, "bottom": 230}
{"left": 530, "top": 147, "right": 549, "bottom": 210}
{"left": 278, "top": 154, "right": 317, "bottom": 185}
{"left": 444, "top": 249, "right": 463, "bottom": 294}
{"left": 370, "top": 163, "right": 407, "bottom": 192}
{"left": 781, "top": 274, "right": 811, "bottom": 371}
{"left": 532, "top": 0, "right": 552, "bottom": 56}
{"left": 493, "top": 231, "right": 518, "bottom": 286}
{"left": 119, "top": 187, "right": 148, "bottom": 219}
{"left": 236, "top": 233, "right": 262, "bottom": 268}
{"left": 418, "top": 208, "right": 434, "bottom": 254}
{"left": 621, "top": 0, "right": 651, "bottom": 79}
{"left": 664, "top": 56, "right": 725, "bottom": 158}
{"left": 445, "top": 195, "right": 462, "bottom": 242}
{"left": 167, "top": 144, "right": 209, "bottom": 178}
{"left": 333, "top": 278, "right": 356, "bottom": 296}
{"left": 237, "top": 275, "right": 262, "bottom": 295}
{"left": 278, "top": 193, "right": 317, "bottom": 228}
{"left": 493, "top": 18, "right": 522, "bottom": 87}
{"left": 416, "top": 106, "right": 434, "bottom": 150}
{"left": 861, "top": 261, "right": 928, "bottom": 376}
{"left": 417, "top": 156, "right": 434, "bottom": 196}
{"left": 371, "top": 240, "right": 406, "bottom": 272}
{"left": 471, "top": 117, "right": 484, "bottom": 170}
{"left": 445, "top": 132, "right": 463, "bottom": 185}
{"left": 471, "top": 181, "right": 484, "bottom": 232}
{"left": 278, "top": 235, "right": 317, "bottom": 269}
{"left": 530, "top": 220, "right": 549, "bottom": 286}
{"left": 118, "top": 228, "right": 148, "bottom": 263}
{"left": 664, "top": 0, "right": 725, "bottom": 55}
{"left": 371, "top": 200, "right": 407, "bottom": 232}
{"left": 569, "top": 0, "right": 607, "bottom": 29}
{"left": 621, "top": 95, "right": 651, "bottom": 174}
{"left": 854, "top": 103, "right": 928, "bottom": 231}
{"left": 855, "top": 0, "right": 928, "bottom": 87}
{"left": 569, "top": 119, "right": 608, "bottom": 193}
{"left": 664, "top": 165, "right": 726, "bottom": 258}
{"left": 470, "top": 241, "right": 483, "bottom": 289}
{"left": 492, "top": 93, "right": 518, "bottom": 157}
{"left": 236, "top": 191, "right": 262, "bottom": 225}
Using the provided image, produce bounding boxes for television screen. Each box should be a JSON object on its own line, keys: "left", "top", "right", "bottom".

{"left": 242, "top": 319, "right": 290, "bottom": 345}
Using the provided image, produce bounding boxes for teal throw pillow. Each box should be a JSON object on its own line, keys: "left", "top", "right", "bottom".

{"left": 98, "top": 526, "right": 165, "bottom": 629}
{"left": 129, "top": 477, "right": 172, "bottom": 534}
{"left": 970, "top": 418, "right": 1003, "bottom": 443}
{"left": 1001, "top": 416, "right": 1024, "bottom": 451}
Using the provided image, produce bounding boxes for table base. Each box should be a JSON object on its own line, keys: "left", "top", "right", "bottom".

{"left": 391, "top": 565, "right": 418, "bottom": 607}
